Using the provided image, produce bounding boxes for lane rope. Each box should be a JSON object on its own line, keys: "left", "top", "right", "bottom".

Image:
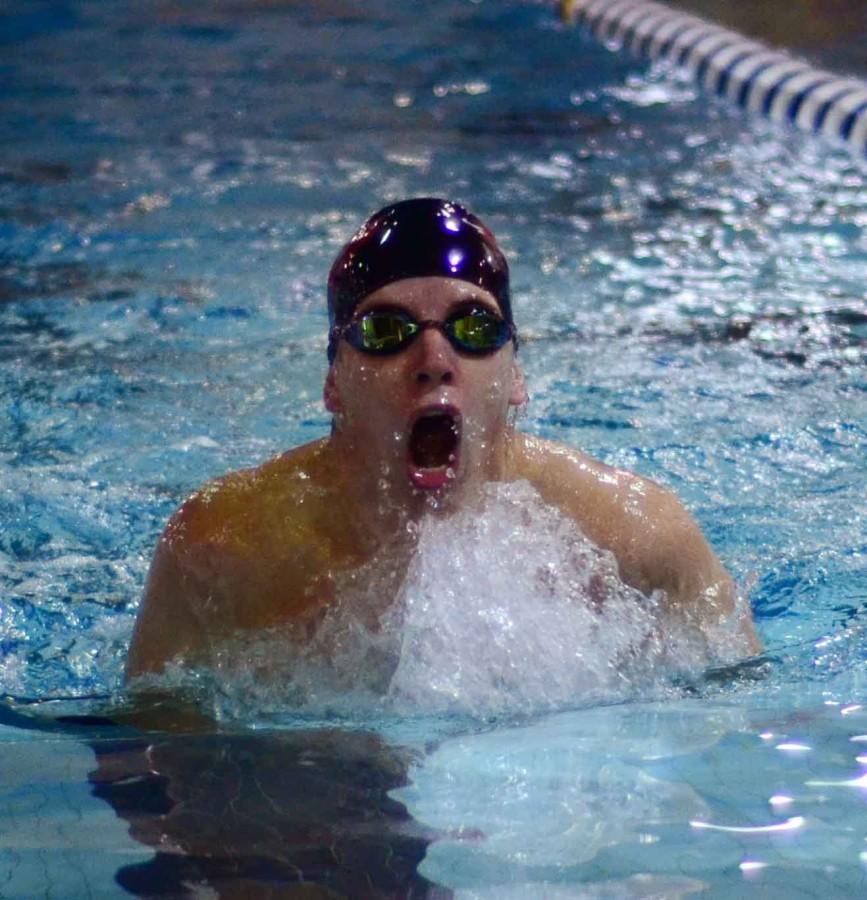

{"left": 559, "top": 0, "right": 867, "bottom": 157}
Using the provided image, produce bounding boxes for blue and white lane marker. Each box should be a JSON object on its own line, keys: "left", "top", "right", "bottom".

{"left": 560, "top": 0, "right": 867, "bottom": 158}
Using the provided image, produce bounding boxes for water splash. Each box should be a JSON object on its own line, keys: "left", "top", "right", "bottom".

{"left": 157, "top": 481, "right": 752, "bottom": 722}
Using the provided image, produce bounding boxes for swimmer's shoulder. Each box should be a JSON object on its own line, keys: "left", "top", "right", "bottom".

{"left": 511, "top": 433, "right": 701, "bottom": 588}
{"left": 164, "top": 438, "right": 335, "bottom": 552}
{"left": 128, "top": 440, "right": 339, "bottom": 677}
{"left": 511, "top": 433, "right": 761, "bottom": 653}
{"left": 511, "top": 433, "right": 672, "bottom": 520}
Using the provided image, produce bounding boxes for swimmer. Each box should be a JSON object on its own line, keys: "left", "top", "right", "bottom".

{"left": 126, "top": 197, "right": 761, "bottom": 678}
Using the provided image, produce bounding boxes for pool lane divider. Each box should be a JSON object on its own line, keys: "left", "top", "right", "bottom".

{"left": 559, "top": 0, "right": 867, "bottom": 158}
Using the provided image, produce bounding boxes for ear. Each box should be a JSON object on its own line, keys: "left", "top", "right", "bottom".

{"left": 323, "top": 365, "right": 342, "bottom": 413}
{"left": 508, "top": 360, "right": 528, "bottom": 407}
{"left": 509, "top": 360, "right": 527, "bottom": 406}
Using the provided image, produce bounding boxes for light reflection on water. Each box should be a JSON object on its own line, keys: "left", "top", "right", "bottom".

{"left": 1, "top": 0, "right": 864, "bottom": 704}
{"left": 0, "top": 0, "right": 866, "bottom": 890}
{"left": 398, "top": 699, "right": 867, "bottom": 895}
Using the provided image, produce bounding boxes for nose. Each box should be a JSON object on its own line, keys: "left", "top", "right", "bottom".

{"left": 413, "top": 326, "right": 455, "bottom": 386}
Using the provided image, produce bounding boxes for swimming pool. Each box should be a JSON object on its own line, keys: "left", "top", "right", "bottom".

{"left": 1, "top": 0, "right": 866, "bottom": 894}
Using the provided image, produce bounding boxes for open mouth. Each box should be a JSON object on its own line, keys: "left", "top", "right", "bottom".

{"left": 407, "top": 409, "right": 460, "bottom": 490}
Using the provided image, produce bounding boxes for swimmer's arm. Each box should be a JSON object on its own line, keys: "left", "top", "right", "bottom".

{"left": 636, "top": 488, "right": 763, "bottom": 656}
{"left": 517, "top": 438, "right": 761, "bottom": 655}
{"left": 125, "top": 527, "right": 213, "bottom": 680}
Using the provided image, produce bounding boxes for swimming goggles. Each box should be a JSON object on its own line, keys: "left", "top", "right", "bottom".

{"left": 332, "top": 306, "right": 517, "bottom": 356}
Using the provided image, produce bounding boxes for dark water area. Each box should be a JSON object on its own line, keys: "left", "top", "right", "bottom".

{"left": 675, "top": 0, "right": 867, "bottom": 76}
{"left": 89, "top": 728, "right": 444, "bottom": 898}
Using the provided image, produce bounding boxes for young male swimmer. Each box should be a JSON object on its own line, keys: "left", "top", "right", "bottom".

{"left": 126, "top": 197, "right": 761, "bottom": 678}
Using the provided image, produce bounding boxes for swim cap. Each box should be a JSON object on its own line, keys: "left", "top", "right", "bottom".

{"left": 327, "top": 198, "right": 511, "bottom": 362}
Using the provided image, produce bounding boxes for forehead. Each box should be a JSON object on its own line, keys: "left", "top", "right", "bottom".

{"left": 356, "top": 276, "right": 501, "bottom": 315}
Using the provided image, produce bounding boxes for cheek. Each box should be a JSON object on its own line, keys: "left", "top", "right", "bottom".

{"left": 336, "top": 363, "right": 402, "bottom": 422}
{"left": 337, "top": 360, "right": 379, "bottom": 395}
{"left": 465, "top": 365, "right": 516, "bottom": 424}
{"left": 483, "top": 361, "right": 517, "bottom": 404}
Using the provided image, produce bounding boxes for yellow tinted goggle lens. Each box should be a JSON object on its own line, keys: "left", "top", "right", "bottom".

{"left": 450, "top": 313, "right": 504, "bottom": 350}
{"left": 358, "top": 314, "right": 418, "bottom": 351}
{"left": 345, "top": 309, "right": 510, "bottom": 355}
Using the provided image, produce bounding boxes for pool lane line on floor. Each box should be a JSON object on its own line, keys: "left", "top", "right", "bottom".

{"left": 559, "top": 0, "right": 867, "bottom": 158}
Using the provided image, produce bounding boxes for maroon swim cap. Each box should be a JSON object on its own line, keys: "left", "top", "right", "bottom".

{"left": 327, "top": 198, "right": 511, "bottom": 362}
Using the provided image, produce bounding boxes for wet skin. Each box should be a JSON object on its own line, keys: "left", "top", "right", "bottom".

{"left": 126, "top": 277, "right": 761, "bottom": 678}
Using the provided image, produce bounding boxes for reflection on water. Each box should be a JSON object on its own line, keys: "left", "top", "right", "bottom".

{"left": 88, "top": 727, "right": 446, "bottom": 898}
{"left": 398, "top": 699, "right": 867, "bottom": 894}
{"left": 5, "top": 693, "right": 867, "bottom": 895}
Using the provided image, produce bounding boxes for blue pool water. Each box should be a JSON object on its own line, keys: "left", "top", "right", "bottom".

{"left": 1, "top": 0, "right": 866, "bottom": 895}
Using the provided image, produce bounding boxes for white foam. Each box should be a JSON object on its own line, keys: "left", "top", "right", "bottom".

{"left": 179, "top": 481, "right": 744, "bottom": 721}
{"left": 384, "top": 481, "right": 662, "bottom": 714}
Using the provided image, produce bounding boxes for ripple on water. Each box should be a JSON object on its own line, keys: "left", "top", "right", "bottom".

{"left": 0, "top": 0, "right": 864, "bottom": 710}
